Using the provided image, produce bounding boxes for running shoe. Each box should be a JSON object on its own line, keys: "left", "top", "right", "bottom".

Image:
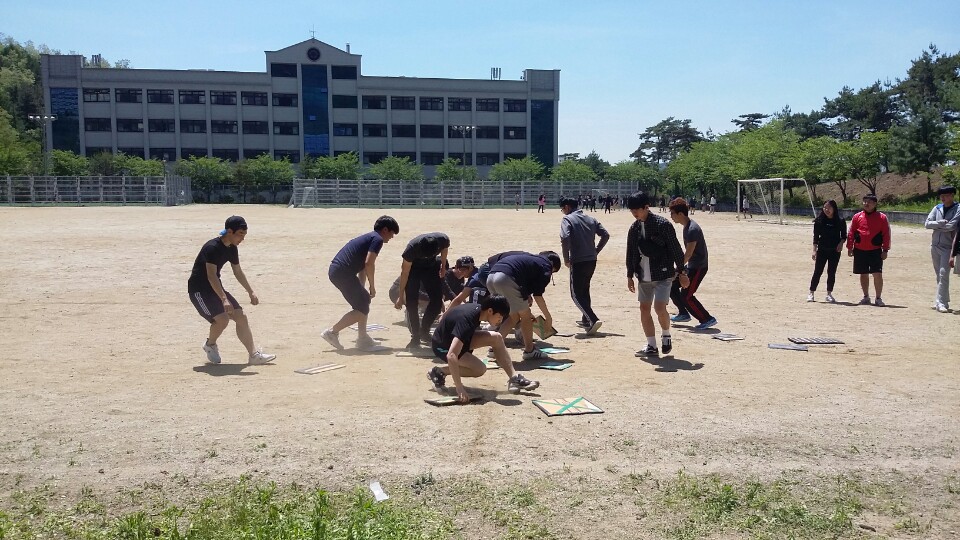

{"left": 936, "top": 303, "right": 949, "bottom": 313}
{"left": 522, "top": 349, "right": 549, "bottom": 361}
{"left": 248, "top": 349, "right": 276, "bottom": 365}
{"left": 202, "top": 342, "right": 221, "bottom": 364}
{"left": 807, "top": 292, "right": 815, "bottom": 302}
{"left": 508, "top": 374, "right": 540, "bottom": 393}
{"left": 586, "top": 320, "right": 603, "bottom": 335}
{"left": 427, "top": 366, "right": 446, "bottom": 390}
{"left": 694, "top": 317, "right": 717, "bottom": 331}
{"left": 825, "top": 293, "right": 835, "bottom": 303}
{"left": 874, "top": 297, "right": 885, "bottom": 307}
{"left": 320, "top": 328, "right": 343, "bottom": 350}
{"left": 670, "top": 313, "right": 691, "bottom": 322}
{"left": 858, "top": 296, "right": 871, "bottom": 305}
{"left": 661, "top": 335, "right": 673, "bottom": 354}
{"left": 635, "top": 345, "right": 659, "bottom": 357}
{"left": 357, "top": 336, "right": 383, "bottom": 352}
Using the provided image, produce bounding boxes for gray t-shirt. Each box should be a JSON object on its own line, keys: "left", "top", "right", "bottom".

{"left": 683, "top": 220, "right": 708, "bottom": 269}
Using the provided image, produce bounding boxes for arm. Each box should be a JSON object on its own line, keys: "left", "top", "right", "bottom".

{"left": 846, "top": 215, "right": 857, "bottom": 252}
{"left": 533, "top": 295, "right": 552, "bottom": 330}
{"left": 230, "top": 263, "right": 259, "bottom": 305}
{"left": 445, "top": 337, "right": 470, "bottom": 402}
{"left": 683, "top": 241, "right": 697, "bottom": 266}
{"left": 446, "top": 287, "right": 472, "bottom": 312}
{"left": 206, "top": 263, "right": 234, "bottom": 312}
{"left": 626, "top": 223, "right": 638, "bottom": 292}
{"left": 438, "top": 247, "right": 449, "bottom": 279}
{"left": 881, "top": 215, "right": 891, "bottom": 254}
{"left": 394, "top": 260, "right": 413, "bottom": 309}
{"left": 837, "top": 219, "right": 847, "bottom": 252}
{"left": 364, "top": 251, "right": 379, "bottom": 298}
{"left": 560, "top": 237, "right": 572, "bottom": 267}
{"left": 925, "top": 206, "right": 942, "bottom": 229}
{"left": 665, "top": 222, "right": 685, "bottom": 274}
{"left": 595, "top": 223, "right": 610, "bottom": 253}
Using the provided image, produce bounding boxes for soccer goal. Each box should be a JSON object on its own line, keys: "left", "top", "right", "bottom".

{"left": 736, "top": 178, "right": 817, "bottom": 224}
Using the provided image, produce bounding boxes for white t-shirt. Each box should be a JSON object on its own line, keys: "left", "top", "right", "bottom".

{"left": 710, "top": 197, "right": 716, "bottom": 205}
{"left": 637, "top": 221, "right": 652, "bottom": 282}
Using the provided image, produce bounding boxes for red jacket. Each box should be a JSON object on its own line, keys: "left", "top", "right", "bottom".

{"left": 846, "top": 210, "right": 891, "bottom": 251}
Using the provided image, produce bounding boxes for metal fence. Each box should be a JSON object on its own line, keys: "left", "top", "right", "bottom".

{"left": 290, "top": 179, "right": 635, "bottom": 208}
{"left": 1, "top": 176, "right": 192, "bottom": 206}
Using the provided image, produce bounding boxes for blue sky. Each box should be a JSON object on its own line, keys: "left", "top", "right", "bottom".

{"left": 4, "top": 0, "right": 959, "bottom": 163}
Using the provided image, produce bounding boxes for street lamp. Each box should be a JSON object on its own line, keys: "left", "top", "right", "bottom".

{"left": 28, "top": 114, "right": 57, "bottom": 176}
{"left": 451, "top": 124, "right": 474, "bottom": 180}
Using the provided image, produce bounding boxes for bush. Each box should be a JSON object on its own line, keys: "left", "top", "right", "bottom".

{"left": 249, "top": 194, "right": 267, "bottom": 204}
{"left": 219, "top": 194, "right": 235, "bottom": 204}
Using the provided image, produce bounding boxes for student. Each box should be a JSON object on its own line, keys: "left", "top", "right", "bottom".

{"left": 625, "top": 192, "right": 686, "bottom": 357}
{"left": 486, "top": 251, "right": 562, "bottom": 360}
{"left": 188, "top": 216, "right": 276, "bottom": 365}
{"left": 538, "top": 193, "right": 546, "bottom": 213}
{"left": 659, "top": 195, "right": 666, "bottom": 213}
{"left": 668, "top": 198, "right": 717, "bottom": 330}
{"left": 846, "top": 194, "right": 891, "bottom": 306}
{"left": 446, "top": 256, "right": 484, "bottom": 310}
{"left": 515, "top": 193, "right": 521, "bottom": 211}
{"left": 742, "top": 197, "right": 753, "bottom": 219}
{"left": 709, "top": 195, "right": 717, "bottom": 214}
{"left": 321, "top": 216, "right": 399, "bottom": 351}
{"left": 394, "top": 232, "right": 450, "bottom": 348}
{"left": 807, "top": 200, "right": 846, "bottom": 303}
{"left": 926, "top": 186, "right": 959, "bottom": 312}
{"left": 559, "top": 196, "right": 610, "bottom": 334}
{"left": 427, "top": 295, "right": 540, "bottom": 404}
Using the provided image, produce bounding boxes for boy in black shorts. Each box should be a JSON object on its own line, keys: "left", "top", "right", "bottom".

{"left": 394, "top": 232, "right": 450, "bottom": 348}
{"left": 188, "top": 216, "right": 275, "bottom": 365}
{"left": 321, "top": 216, "right": 400, "bottom": 351}
{"left": 427, "top": 295, "right": 540, "bottom": 404}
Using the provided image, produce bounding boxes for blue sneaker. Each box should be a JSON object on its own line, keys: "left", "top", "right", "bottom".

{"left": 670, "top": 313, "right": 691, "bottom": 322}
{"left": 694, "top": 317, "right": 718, "bottom": 330}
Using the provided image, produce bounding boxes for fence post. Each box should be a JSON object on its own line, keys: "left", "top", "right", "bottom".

{"left": 439, "top": 181, "right": 444, "bottom": 209}
{"left": 76, "top": 177, "right": 81, "bottom": 206}
{"left": 6, "top": 175, "right": 10, "bottom": 204}
{"left": 461, "top": 178, "right": 466, "bottom": 208}
{"left": 29, "top": 176, "right": 35, "bottom": 204}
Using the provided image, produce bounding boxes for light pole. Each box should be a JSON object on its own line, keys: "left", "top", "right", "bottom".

{"left": 28, "top": 114, "right": 57, "bottom": 176}
{"left": 451, "top": 125, "right": 474, "bottom": 181}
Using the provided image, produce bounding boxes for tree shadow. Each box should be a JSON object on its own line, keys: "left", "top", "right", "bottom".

{"left": 638, "top": 355, "right": 704, "bottom": 372}
{"left": 192, "top": 363, "right": 262, "bottom": 377}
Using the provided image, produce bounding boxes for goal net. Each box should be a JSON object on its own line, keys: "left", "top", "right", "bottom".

{"left": 737, "top": 178, "right": 817, "bottom": 224}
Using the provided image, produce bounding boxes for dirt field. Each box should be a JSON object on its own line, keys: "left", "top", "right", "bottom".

{"left": 1, "top": 204, "right": 958, "bottom": 538}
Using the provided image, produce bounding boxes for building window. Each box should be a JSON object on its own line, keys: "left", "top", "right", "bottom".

{"left": 448, "top": 98, "right": 471, "bottom": 111}
{"left": 446, "top": 153, "right": 473, "bottom": 166}
{"left": 181, "top": 148, "right": 207, "bottom": 159}
{"left": 448, "top": 126, "right": 474, "bottom": 139}
{"left": 115, "top": 88, "right": 142, "bottom": 103}
{"left": 148, "top": 119, "right": 175, "bottom": 133}
{"left": 476, "top": 98, "right": 499, "bottom": 112}
{"left": 393, "top": 152, "right": 416, "bottom": 161}
{"left": 362, "top": 95, "right": 386, "bottom": 110}
{"left": 331, "top": 65, "right": 358, "bottom": 79}
{"left": 117, "top": 147, "right": 145, "bottom": 158}
{"left": 212, "top": 149, "right": 239, "bottom": 161}
{"left": 332, "top": 94, "right": 358, "bottom": 108}
{"left": 504, "top": 126, "right": 526, "bottom": 139}
{"left": 210, "top": 91, "right": 237, "bottom": 105}
{"left": 419, "top": 124, "right": 444, "bottom": 138}
{"left": 180, "top": 119, "right": 206, "bottom": 134}
{"left": 179, "top": 90, "right": 206, "bottom": 105}
{"left": 504, "top": 153, "right": 527, "bottom": 161}
{"left": 85, "top": 147, "right": 112, "bottom": 156}
{"left": 475, "top": 126, "right": 499, "bottom": 139}
{"left": 363, "top": 124, "right": 387, "bottom": 137}
{"left": 391, "top": 124, "right": 415, "bottom": 138}
{"left": 274, "top": 122, "right": 300, "bottom": 135}
{"left": 271, "top": 63, "right": 298, "bottom": 78}
{"left": 242, "top": 121, "right": 268, "bottom": 135}
{"left": 476, "top": 153, "right": 500, "bottom": 166}
{"left": 504, "top": 99, "right": 527, "bottom": 112}
{"left": 150, "top": 148, "right": 176, "bottom": 161}
{"left": 391, "top": 96, "right": 415, "bottom": 110}
{"left": 419, "top": 97, "right": 443, "bottom": 111}
{"left": 83, "top": 88, "right": 111, "bottom": 102}
{"left": 241, "top": 91, "right": 268, "bottom": 106}
{"left": 116, "top": 119, "right": 143, "bottom": 132}
{"left": 147, "top": 89, "right": 174, "bottom": 104}
{"left": 275, "top": 150, "right": 300, "bottom": 163}
{"left": 84, "top": 118, "right": 111, "bottom": 131}
{"left": 211, "top": 120, "right": 238, "bottom": 134}
{"left": 272, "top": 93, "right": 298, "bottom": 107}
{"left": 420, "top": 152, "right": 444, "bottom": 165}
{"left": 363, "top": 152, "right": 387, "bottom": 165}
{"left": 243, "top": 149, "right": 268, "bottom": 159}
{"left": 333, "top": 123, "right": 358, "bottom": 136}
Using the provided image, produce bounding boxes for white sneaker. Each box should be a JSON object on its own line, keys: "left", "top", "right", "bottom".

{"left": 248, "top": 349, "right": 276, "bottom": 365}
{"left": 936, "top": 303, "right": 949, "bottom": 313}
{"left": 825, "top": 293, "right": 835, "bottom": 303}
{"left": 807, "top": 292, "right": 815, "bottom": 302}
{"left": 321, "top": 328, "right": 343, "bottom": 350}
{"left": 356, "top": 336, "right": 384, "bottom": 352}
{"left": 587, "top": 320, "right": 603, "bottom": 335}
{"left": 202, "top": 342, "right": 221, "bottom": 364}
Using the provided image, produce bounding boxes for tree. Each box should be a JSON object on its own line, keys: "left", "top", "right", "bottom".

{"left": 236, "top": 154, "right": 295, "bottom": 202}
{"left": 115, "top": 154, "right": 164, "bottom": 176}
{"left": 366, "top": 156, "right": 423, "bottom": 181}
{"left": 776, "top": 106, "right": 831, "bottom": 141}
{"left": 550, "top": 160, "right": 596, "bottom": 182}
{"left": 889, "top": 104, "right": 950, "bottom": 193}
{"left": 0, "top": 106, "right": 33, "bottom": 174}
{"left": 727, "top": 121, "right": 799, "bottom": 181}
{"left": 821, "top": 82, "right": 897, "bottom": 140}
{"left": 630, "top": 117, "right": 704, "bottom": 166}
{"left": 789, "top": 136, "right": 843, "bottom": 204}
{"left": 88, "top": 151, "right": 117, "bottom": 176}
{"left": 488, "top": 157, "right": 545, "bottom": 182}
{"left": 49, "top": 149, "right": 88, "bottom": 176}
{"left": 896, "top": 44, "right": 960, "bottom": 122}
{"left": 175, "top": 156, "right": 232, "bottom": 202}
{"left": 732, "top": 113, "right": 770, "bottom": 132}
{"left": 667, "top": 137, "right": 735, "bottom": 198}
{"left": 843, "top": 131, "right": 891, "bottom": 195}
{"left": 300, "top": 152, "right": 361, "bottom": 180}
{"left": 607, "top": 160, "right": 663, "bottom": 191}
{"left": 434, "top": 157, "right": 478, "bottom": 182}
{"left": 579, "top": 150, "right": 609, "bottom": 179}
{"left": 942, "top": 125, "right": 960, "bottom": 188}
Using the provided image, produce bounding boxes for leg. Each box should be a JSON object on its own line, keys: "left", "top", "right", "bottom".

{"left": 208, "top": 313, "right": 229, "bottom": 345}
{"left": 654, "top": 300, "right": 671, "bottom": 332}
{"left": 669, "top": 277, "right": 689, "bottom": 317}
{"left": 873, "top": 272, "right": 883, "bottom": 299}
{"left": 810, "top": 251, "right": 828, "bottom": 292}
{"left": 825, "top": 252, "right": 841, "bottom": 293}
{"left": 439, "top": 353, "right": 487, "bottom": 378}
{"left": 230, "top": 309, "right": 256, "bottom": 355}
{"left": 331, "top": 310, "right": 365, "bottom": 334}
{"left": 471, "top": 331, "right": 514, "bottom": 376}
{"left": 860, "top": 274, "right": 870, "bottom": 297}
{"left": 933, "top": 247, "right": 951, "bottom": 307}
{"left": 684, "top": 268, "right": 712, "bottom": 322}
{"left": 570, "top": 261, "right": 599, "bottom": 324}
{"left": 639, "top": 302, "right": 655, "bottom": 338}
{"left": 517, "top": 308, "right": 536, "bottom": 353}
{"left": 404, "top": 265, "right": 425, "bottom": 338}
{"left": 420, "top": 263, "right": 444, "bottom": 340}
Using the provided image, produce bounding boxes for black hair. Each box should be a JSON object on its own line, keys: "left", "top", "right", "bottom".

{"left": 668, "top": 197, "right": 689, "bottom": 216}
{"left": 481, "top": 295, "right": 511, "bottom": 319}
{"left": 559, "top": 197, "right": 579, "bottom": 209}
{"left": 539, "top": 250, "right": 562, "bottom": 272}
{"left": 627, "top": 191, "right": 651, "bottom": 210}
{"left": 815, "top": 199, "right": 841, "bottom": 225}
{"left": 373, "top": 215, "right": 400, "bottom": 234}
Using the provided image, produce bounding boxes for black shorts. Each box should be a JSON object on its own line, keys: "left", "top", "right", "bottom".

{"left": 189, "top": 288, "right": 240, "bottom": 323}
{"left": 329, "top": 266, "right": 371, "bottom": 314}
{"left": 852, "top": 248, "right": 883, "bottom": 274}
{"left": 432, "top": 344, "right": 473, "bottom": 360}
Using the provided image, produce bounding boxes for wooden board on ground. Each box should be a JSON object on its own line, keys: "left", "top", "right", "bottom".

{"left": 482, "top": 358, "right": 501, "bottom": 369}
{"left": 788, "top": 337, "right": 845, "bottom": 345}
{"left": 295, "top": 363, "right": 345, "bottom": 375}
{"left": 533, "top": 397, "right": 603, "bottom": 416}
{"left": 396, "top": 350, "right": 434, "bottom": 359}
{"left": 712, "top": 333, "right": 745, "bottom": 341}
{"left": 768, "top": 343, "right": 809, "bottom": 351}
{"left": 537, "top": 361, "right": 573, "bottom": 371}
{"left": 538, "top": 347, "right": 570, "bottom": 354}
{"left": 347, "top": 323, "right": 387, "bottom": 332}
{"left": 424, "top": 394, "right": 483, "bottom": 406}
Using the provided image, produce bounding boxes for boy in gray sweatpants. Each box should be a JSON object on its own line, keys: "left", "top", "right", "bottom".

{"left": 926, "top": 186, "right": 960, "bottom": 312}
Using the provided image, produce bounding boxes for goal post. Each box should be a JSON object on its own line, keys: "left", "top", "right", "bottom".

{"left": 736, "top": 177, "right": 817, "bottom": 224}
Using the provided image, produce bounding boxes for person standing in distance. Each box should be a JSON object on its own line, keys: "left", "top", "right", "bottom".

{"left": 925, "top": 186, "right": 959, "bottom": 312}
{"left": 188, "top": 216, "right": 275, "bottom": 365}
{"left": 847, "top": 194, "right": 891, "bottom": 306}
{"left": 321, "top": 216, "right": 400, "bottom": 351}
{"left": 538, "top": 193, "right": 546, "bottom": 213}
{"left": 807, "top": 200, "right": 846, "bottom": 303}
{"left": 395, "top": 232, "right": 450, "bottom": 348}
{"left": 559, "top": 196, "right": 610, "bottom": 334}
{"left": 625, "top": 192, "right": 686, "bottom": 357}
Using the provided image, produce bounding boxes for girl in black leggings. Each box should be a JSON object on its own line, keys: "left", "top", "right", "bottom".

{"left": 808, "top": 200, "right": 846, "bottom": 303}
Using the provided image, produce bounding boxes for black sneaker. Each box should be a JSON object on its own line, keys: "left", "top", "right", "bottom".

{"left": 575, "top": 320, "right": 589, "bottom": 328}
{"left": 635, "top": 345, "right": 659, "bottom": 357}
{"left": 418, "top": 332, "right": 432, "bottom": 345}
{"left": 406, "top": 337, "right": 423, "bottom": 350}
{"left": 427, "top": 366, "right": 446, "bottom": 390}
{"left": 661, "top": 335, "right": 673, "bottom": 355}
{"left": 508, "top": 374, "right": 540, "bottom": 393}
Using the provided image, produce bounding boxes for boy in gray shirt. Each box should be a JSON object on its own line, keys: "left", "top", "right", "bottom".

{"left": 560, "top": 197, "right": 610, "bottom": 334}
{"left": 668, "top": 197, "right": 717, "bottom": 330}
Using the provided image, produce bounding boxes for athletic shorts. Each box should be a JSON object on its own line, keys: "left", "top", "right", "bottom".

{"left": 189, "top": 288, "right": 240, "bottom": 323}
{"left": 485, "top": 272, "right": 528, "bottom": 314}
{"left": 637, "top": 279, "right": 672, "bottom": 304}
{"left": 432, "top": 344, "right": 473, "bottom": 360}
{"left": 329, "top": 265, "right": 371, "bottom": 314}
{"left": 852, "top": 248, "right": 883, "bottom": 274}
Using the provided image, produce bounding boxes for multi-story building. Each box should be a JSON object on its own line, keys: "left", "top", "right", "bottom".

{"left": 40, "top": 38, "right": 560, "bottom": 177}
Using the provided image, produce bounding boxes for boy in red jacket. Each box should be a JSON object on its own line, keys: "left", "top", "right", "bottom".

{"left": 846, "top": 194, "right": 891, "bottom": 306}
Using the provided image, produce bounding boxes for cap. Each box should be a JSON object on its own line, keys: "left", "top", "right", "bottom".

{"left": 455, "top": 256, "right": 475, "bottom": 268}
{"left": 938, "top": 185, "right": 957, "bottom": 195}
{"left": 223, "top": 215, "right": 248, "bottom": 233}
{"left": 862, "top": 193, "right": 878, "bottom": 202}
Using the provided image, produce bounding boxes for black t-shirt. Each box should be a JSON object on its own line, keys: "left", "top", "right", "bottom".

{"left": 490, "top": 253, "right": 552, "bottom": 298}
{"left": 188, "top": 237, "right": 239, "bottom": 292}
{"left": 402, "top": 233, "right": 450, "bottom": 263}
{"left": 432, "top": 303, "right": 482, "bottom": 353}
{"left": 330, "top": 231, "right": 384, "bottom": 274}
